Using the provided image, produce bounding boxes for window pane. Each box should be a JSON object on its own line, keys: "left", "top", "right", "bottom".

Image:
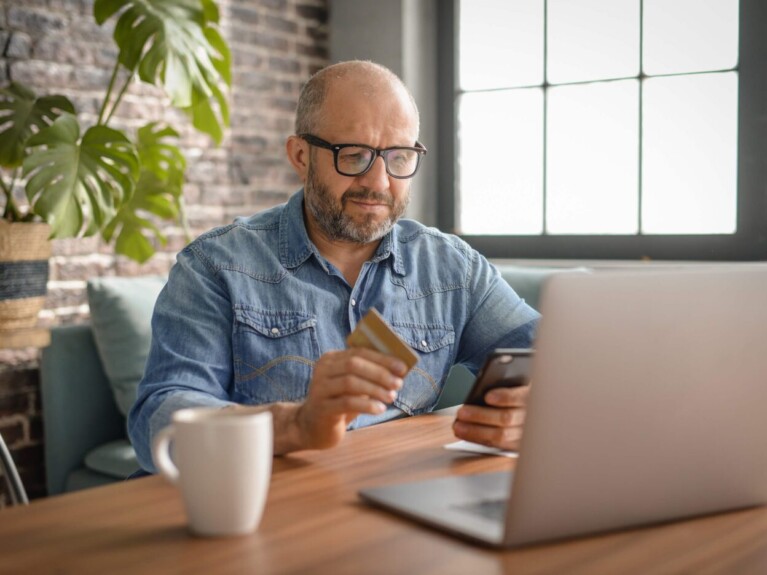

{"left": 459, "top": 0, "right": 544, "bottom": 90}
{"left": 547, "top": 80, "right": 639, "bottom": 234}
{"left": 548, "top": 0, "right": 639, "bottom": 84}
{"left": 457, "top": 90, "right": 544, "bottom": 234}
{"left": 644, "top": 0, "right": 739, "bottom": 75}
{"left": 642, "top": 73, "right": 738, "bottom": 234}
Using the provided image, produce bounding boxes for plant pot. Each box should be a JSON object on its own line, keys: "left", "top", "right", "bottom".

{"left": 0, "top": 221, "right": 51, "bottom": 330}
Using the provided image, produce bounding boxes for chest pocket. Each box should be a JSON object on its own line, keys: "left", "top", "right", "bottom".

{"left": 390, "top": 323, "right": 455, "bottom": 415}
{"left": 232, "top": 308, "right": 319, "bottom": 404}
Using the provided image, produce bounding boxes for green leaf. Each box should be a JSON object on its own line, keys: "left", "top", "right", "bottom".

{"left": 105, "top": 122, "right": 187, "bottom": 262}
{"left": 22, "top": 114, "right": 139, "bottom": 238}
{"left": 0, "top": 83, "right": 75, "bottom": 167}
{"left": 94, "top": 0, "right": 231, "bottom": 144}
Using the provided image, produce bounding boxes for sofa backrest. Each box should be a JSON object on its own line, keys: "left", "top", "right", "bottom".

{"left": 40, "top": 276, "right": 166, "bottom": 495}
{"left": 40, "top": 324, "right": 126, "bottom": 495}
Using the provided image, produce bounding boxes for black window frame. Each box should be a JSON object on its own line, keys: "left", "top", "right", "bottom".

{"left": 437, "top": 0, "right": 767, "bottom": 261}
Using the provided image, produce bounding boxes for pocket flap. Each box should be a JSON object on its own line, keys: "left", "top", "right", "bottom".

{"left": 234, "top": 308, "right": 317, "bottom": 338}
{"left": 391, "top": 323, "right": 455, "bottom": 354}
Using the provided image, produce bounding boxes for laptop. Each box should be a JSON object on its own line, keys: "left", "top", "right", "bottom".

{"left": 359, "top": 266, "right": 767, "bottom": 547}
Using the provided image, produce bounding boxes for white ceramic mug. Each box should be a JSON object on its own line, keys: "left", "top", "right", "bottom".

{"left": 152, "top": 407, "right": 273, "bottom": 537}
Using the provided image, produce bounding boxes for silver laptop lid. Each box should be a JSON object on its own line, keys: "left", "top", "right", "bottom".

{"left": 504, "top": 266, "right": 767, "bottom": 546}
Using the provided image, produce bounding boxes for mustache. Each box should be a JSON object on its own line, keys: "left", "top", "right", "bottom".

{"left": 341, "top": 189, "right": 394, "bottom": 207}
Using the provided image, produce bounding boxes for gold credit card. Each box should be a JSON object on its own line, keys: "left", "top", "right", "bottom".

{"left": 346, "top": 308, "right": 419, "bottom": 373}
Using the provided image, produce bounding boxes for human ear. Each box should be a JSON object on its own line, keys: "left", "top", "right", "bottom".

{"left": 286, "top": 135, "right": 310, "bottom": 182}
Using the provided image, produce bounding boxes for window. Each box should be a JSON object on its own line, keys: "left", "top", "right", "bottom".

{"left": 437, "top": 0, "right": 767, "bottom": 260}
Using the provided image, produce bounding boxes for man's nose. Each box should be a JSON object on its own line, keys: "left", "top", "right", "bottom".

{"left": 357, "top": 154, "right": 390, "bottom": 190}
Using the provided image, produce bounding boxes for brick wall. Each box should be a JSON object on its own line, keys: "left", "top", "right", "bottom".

{"left": 0, "top": 0, "right": 329, "bottom": 506}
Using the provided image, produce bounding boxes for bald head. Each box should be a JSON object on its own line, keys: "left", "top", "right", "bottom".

{"left": 294, "top": 60, "right": 420, "bottom": 136}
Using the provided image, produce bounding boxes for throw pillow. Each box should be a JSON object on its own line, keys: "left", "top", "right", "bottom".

{"left": 84, "top": 439, "right": 140, "bottom": 479}
{"left": 87, "top": 276, "right": 166, "bottom": 417}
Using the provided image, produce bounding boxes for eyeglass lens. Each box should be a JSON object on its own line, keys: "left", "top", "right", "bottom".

{"left": 337, "top": 146, "right": 420, "bottom": 177}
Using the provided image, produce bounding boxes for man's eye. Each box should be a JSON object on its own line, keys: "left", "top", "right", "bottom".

{"left": 389, "top": 151, "right": 414, "bottom": 167}
{"left": 338, "top": 148, "right": 371, "bottom": 167}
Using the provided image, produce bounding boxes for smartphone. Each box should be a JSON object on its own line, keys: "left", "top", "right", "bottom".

{"left": 463, "top": 348, "right": 534, "bottom": 407}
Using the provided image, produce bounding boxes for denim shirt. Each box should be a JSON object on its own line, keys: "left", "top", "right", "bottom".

{"left": 128, "top": 190, "right": 539, "bottom": 471}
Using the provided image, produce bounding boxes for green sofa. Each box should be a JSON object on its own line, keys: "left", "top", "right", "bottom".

{"left": 41, "top": 323, "right": 139, "bottom": 494}
{"left": 40, "top": 265, "right": 583, "bottom": 495}
{"left": 41, "top": 276, "right": 166, "bottom": 495}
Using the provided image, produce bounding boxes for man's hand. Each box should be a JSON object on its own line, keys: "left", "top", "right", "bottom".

{"left": 287, "top": 348, "right": 407, "bottom": 452}
{"left": 452, "top": 386, "right": 530, "bottom": 451}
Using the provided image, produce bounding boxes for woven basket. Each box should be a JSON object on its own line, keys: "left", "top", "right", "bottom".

{"left": 0, "top": 221, "right": 52, "bottom": 331}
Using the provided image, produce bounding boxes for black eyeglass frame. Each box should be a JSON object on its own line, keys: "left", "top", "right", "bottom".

{"left": 299, "top": 133, "right": 428, "bottom": 179}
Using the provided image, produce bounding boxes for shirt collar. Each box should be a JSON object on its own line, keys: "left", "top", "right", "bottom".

{"left": 278, "top": 189, "right": 405, "bottom": 275}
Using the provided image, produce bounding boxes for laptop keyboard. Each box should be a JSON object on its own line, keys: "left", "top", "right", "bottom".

{"left": 453, "top": 498, "right": 508, "bottom": 522}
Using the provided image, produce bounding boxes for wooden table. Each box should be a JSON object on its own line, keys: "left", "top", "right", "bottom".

{"left": 2, "top": 408, "right": 767, "bottom": 574}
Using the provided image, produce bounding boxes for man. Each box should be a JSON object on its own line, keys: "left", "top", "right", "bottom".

{"left": 128, "top": 60, "right": 539, "bottom": 472}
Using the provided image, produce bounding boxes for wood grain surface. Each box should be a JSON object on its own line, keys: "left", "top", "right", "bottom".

{"left": 1, "top": 407, "right": 766, "bottom": 575}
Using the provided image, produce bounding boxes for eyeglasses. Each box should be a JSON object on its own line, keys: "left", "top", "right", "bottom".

{"left": 299, "top": 133, "right": 427, "bottom": 179}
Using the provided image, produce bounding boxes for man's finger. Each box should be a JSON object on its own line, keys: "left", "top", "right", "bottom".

{"left": 457, "top": 405, "right": 525, "bottom": 428}
{"left": 452, "top": 420, "right": 523, "bottom": 451}
{"left": 483, "top": 384, "right": 530, "bottom": 407}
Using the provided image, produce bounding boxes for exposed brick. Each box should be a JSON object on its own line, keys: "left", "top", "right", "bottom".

{"left": 250, "top": 31, "right": 289, "bottom": 51}
{"left": 34, "top": 37, "right": 95, "bottom": 65}
{"left": 234, "top": 70, "right": 273, "bottom": 91}
{"left": 258, "top": 0, "right": 287, "bottom": 10}
{"left": 297, "top": 41, "right": 327, "bottom": 59}
{"left": 49, "top": 258, "right": 110, "bottom": 281}
{"left": 269, "top": 95, "right": 299, "bottom": 112}
{"left": 230, "top": 5, "right": 260, "bottom": 26}
{"left": 6, "top": 0, "right": 47, "bottom": 8}
{"left": 113, "top": 256, "right": 174, "bottom": 278}
{"left": 28, "top": 413, "right": 43, "bottom": 442}
{"left": 9, "top": 59, "right": 74, "bottom": 89}
{"left": 295, "top": 3, "right": 327, "bottom": 22}
{"left": 265, "top": 14, "right": 298, "bottom": 34}
{"left": 0, "top": 417, "right": 25, "bottom": 446}
{"left": 73, "top": 65, "right": 112, "bottom": 90}
{"left": 5, "top": 31, "right": 31, "bottom": 58}
{"left": 44, "top": 284, "right": 88, "bottom": 309}
{"left": 268, "top": 55, "right": 300, "bottom": 74}
{"left": 0, "top": 368, "right": 38, "bottom": 392}
{"left": 20, "top": 465, "right": 47, "bottom": 500}
{"left": 0, "top": 350, "right": 39, "bottom": 372}
{"left": 306, "top": 24, "right": 328, "bottom": 42}
{"left": 0, "top": 392, "right": 31, "bottom": 417}
{"left": 7, "top": 7, "right": 67, "bottom": 34}
{"left": 50, "top": 236, "right": 102, "bottom": 257}
{"left": 11, "top": 442, "right": 43, "bottom": 470}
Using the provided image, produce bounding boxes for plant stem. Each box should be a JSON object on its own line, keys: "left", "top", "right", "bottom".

{"left": 1, "top": 171, "right": 23, "bottom": 221}
{"left": 104, "top": 70, "right": 136, "bottom": 126}
{"left": 97, "top": 59, "right": 122, "bottom": 126}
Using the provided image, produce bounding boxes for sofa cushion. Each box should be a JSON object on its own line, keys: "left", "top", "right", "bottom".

{"left": 87, "top": 276, "right": 166, "bottom": 417}
{"left": 498, "top": 264, "right": 590, "bottom": 311}
{"left": 83, "top": 439, "right": 140, "bottom": 479}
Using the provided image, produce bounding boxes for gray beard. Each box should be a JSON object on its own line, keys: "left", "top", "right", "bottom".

{"left": 304, "top": 163, "right": 409, "bottom": 244}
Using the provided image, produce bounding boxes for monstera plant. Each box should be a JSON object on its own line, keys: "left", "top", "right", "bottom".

{"left": 0, "top": 0, "right": 231, "bottom": 263}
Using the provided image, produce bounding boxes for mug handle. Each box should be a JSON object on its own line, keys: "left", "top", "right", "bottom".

{"left": 152, "top": 425, "right": 180, "bottom": 484}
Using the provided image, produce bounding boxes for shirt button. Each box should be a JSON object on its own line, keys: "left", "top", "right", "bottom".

{"left": 271, "top": 327, "right": 280, "bottom": 335}
{"left": 351, "top": 298, "right": 356, "bottom": 307}
{"left": 421, "top": 340, "right": 428, "bottom": 348}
